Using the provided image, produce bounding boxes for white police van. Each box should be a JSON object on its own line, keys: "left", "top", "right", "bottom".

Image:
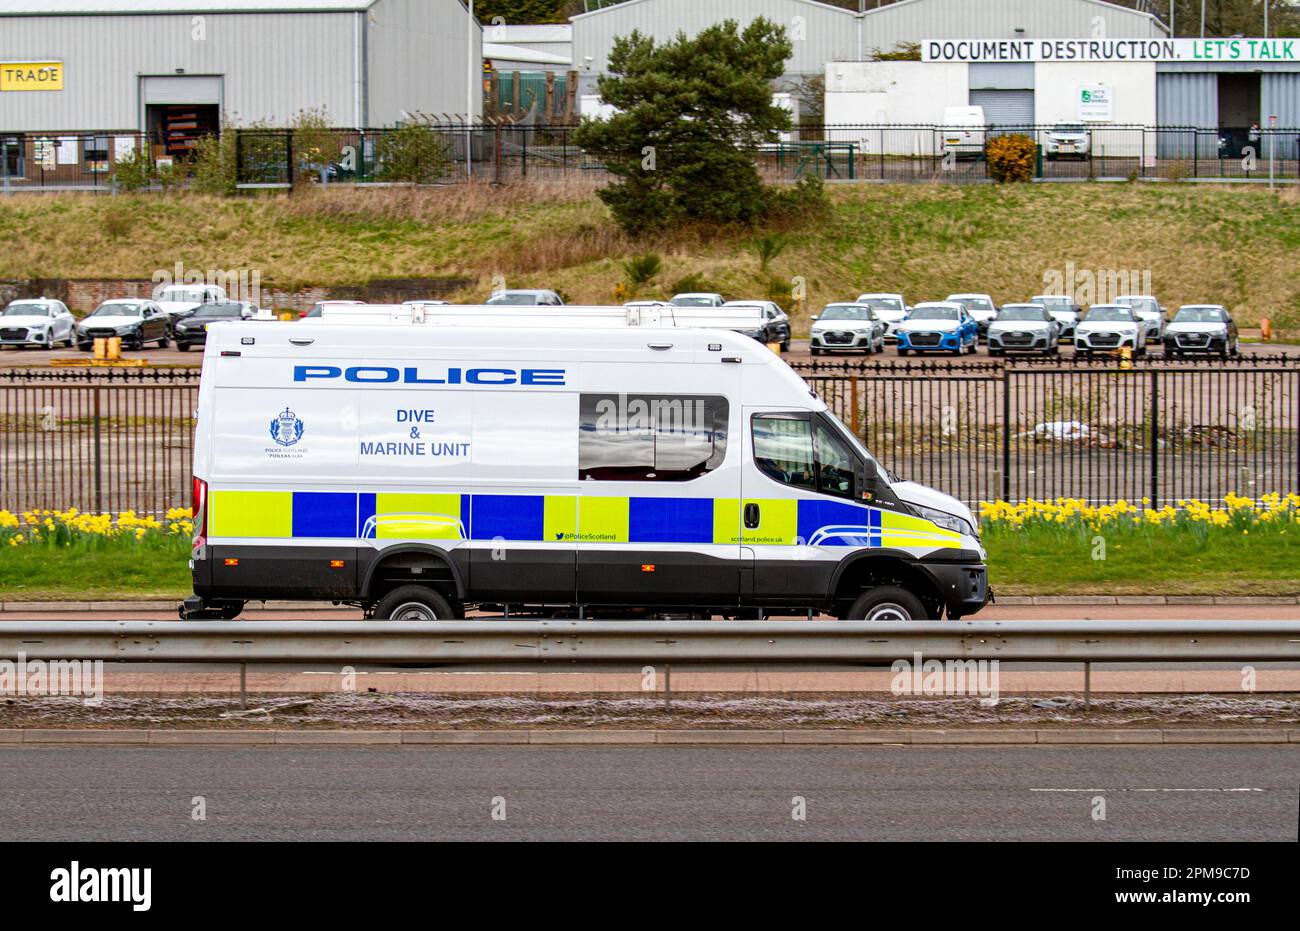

{"left": 183, "top": 310, "right": 989, "bottom": 620}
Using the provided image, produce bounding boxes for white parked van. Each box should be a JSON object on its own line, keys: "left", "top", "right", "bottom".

{"left": 183, "top": 314, "right": 989, "bottom": 621}
{"left": 941, "top": 106, "right": 986, "bottom": 160}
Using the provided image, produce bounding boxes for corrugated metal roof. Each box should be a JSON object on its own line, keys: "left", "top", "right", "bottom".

{"left": 0, "top": 1, "right": 375, "bottom": 14}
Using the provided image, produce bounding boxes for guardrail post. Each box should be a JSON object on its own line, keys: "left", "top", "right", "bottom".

{"left": 663, "top": 663, "right": 672, "bottom": 710}
{"left": 1084, "top": 661, "right": 1092, "bottom": 711}
{"left": 239, "top": 662, "right": 247, "bottom": 709}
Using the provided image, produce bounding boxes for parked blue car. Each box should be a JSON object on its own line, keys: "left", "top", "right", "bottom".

{"left": 894, "top": 302, "right": 980, "bottom": 355}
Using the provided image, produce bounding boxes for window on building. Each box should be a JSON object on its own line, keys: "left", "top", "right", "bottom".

{"left": 579, "top": 394, "right": 728, "bottom": 481}
{"left": 85, "top": 136, "right": 110, "bottom": 173}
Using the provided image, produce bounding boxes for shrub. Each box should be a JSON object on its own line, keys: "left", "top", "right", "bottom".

{"left": 622, "top": 252, "right": 662, "bottom": 290}
{"left": 110, "top": 146, "right": 157, "bottom": 192}
{"left": 751, "top": 232, "right": 786, "bottom": 271}
{"left": 985, "top": 133, "right": 1037, "bottom": 183}
{"left": 669, "top": 272, "right": 716, "bottom": 296}
{"left": 765, "top": 175, "right": 831, "bottom": 222}
{"left": 377, "top": 121, "right": 454, "bottom": 184}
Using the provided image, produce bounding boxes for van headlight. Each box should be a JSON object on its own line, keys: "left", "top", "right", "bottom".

{"left": 910, "top": 503, "right": 977, "bottom": 539}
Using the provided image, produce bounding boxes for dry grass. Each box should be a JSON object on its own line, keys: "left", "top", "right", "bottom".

{"left": 2, "top": 182, "right": 1298, "bottom": 325}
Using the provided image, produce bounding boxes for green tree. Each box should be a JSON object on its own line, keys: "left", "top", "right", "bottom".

{"left": 572, "top": 18, "right": 795, "bottom": 231}
{"left": 377, "top": 122, "right": 454, "bottom": 184}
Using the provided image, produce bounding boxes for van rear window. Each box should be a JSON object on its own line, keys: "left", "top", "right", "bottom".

{"left": 579, "top": 394, "right": 728, "bottom": 481}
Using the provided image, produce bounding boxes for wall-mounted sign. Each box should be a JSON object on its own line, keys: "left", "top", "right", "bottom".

{"left": 0, "top": 61, "right": 64, "bottom": 91}
{"left": 1078, "top": 85, "right": 1113, "bottom": 121}
{"left": 924, "top": 38, "right": 1297, "bottom": 63}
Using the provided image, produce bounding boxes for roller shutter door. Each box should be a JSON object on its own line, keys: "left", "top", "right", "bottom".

{"left": 968, "top": 89, "right": 1034, "bottom": 133}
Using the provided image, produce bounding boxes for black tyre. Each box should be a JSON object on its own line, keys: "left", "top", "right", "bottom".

{"left": 897, "top": 347, "right": 909, "bottom": 356}
{"left": 372, "top": 585, "right": 455, "bottom": 621}
{"left": 781, "top": 339, "right": 790, "bottom": 353}
{"left": 158, "top": 333, "right": 169, "bottom": 349}
{"left": 988, "top": 348, "right": 1003, "bottom": 357}
{"left": 810, "top": 347, "right": 822, "bottom": 357}
{"left": 176, "top": 341, "right": 190, "bottom": 352}
{"left": 77, "top": 342, "right": 91, "bottom": 352}
{"left": 129, "top": 331, "right": 144, "bottom": 351}
{"left": 842, "top": 586, "right": 931, "bottom": 621}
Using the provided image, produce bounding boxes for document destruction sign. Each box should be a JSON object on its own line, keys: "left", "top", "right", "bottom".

{"left": 923, "top": 38, "right": 1298, "bottom": 63}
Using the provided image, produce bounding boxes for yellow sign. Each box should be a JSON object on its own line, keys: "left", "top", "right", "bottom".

{"left": 0, "top": 61, "right": 64, "bottom": 91}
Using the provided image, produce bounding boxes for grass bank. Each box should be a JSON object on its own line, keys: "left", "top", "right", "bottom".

{"left": 2, "top": 182, "right": 1299, "bottom": 327}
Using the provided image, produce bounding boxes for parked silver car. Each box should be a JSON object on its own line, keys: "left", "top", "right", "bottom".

{"left": 1029, "top": 294, "right": 1081, "bottom": 340}
{"left": 987, "top": 304, "right": 1061, "bottom": 356}
{"left": 1163, "top": 304, "right": 1239, "bottom": 358}
{"left": 809, "top": 303, "right": 886, "bottom": 355}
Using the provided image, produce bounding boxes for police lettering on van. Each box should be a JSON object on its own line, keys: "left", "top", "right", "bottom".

{"left": 183, "top": 312, "right": 989, "bottom": 621}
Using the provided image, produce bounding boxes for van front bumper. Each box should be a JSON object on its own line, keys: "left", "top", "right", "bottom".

{"left": 920, "top": 555, "right": 990, "bottom": 618}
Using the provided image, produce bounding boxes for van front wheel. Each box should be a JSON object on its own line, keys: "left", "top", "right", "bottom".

{"left": 373, "top": 585, "right": 456, "bottom": 621}
{"left": 843, "top": 586, "right": 928, "bottom": 621}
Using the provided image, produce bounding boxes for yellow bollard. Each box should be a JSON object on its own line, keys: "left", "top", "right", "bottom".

{"left": 106, "top": 336, "right": 121, "bottom": 360}
{"left": 767, "top": 341, "right": 783, "bottom": 355}
{"left": 1260, "top": 317, "right": 1272, "bottom": 342}
{"left": 93, "top": 337, "right": 105, "bottom": 359}
{"left": 1119, "top": 345, "right": 1132, "bottom": 370}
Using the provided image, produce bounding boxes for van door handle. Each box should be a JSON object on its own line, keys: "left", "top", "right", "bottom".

{"left": 743, "top": 502, "right": 760, "bottom": 529}
{"left": 288, "top": 337, "right": 314, "bottom": 346}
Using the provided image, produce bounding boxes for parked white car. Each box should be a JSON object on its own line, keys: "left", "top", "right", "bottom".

{"left": 154, "top": 283, "right": 229, "bottom": 321}
{"left": 669, "top": 292, "right": 726, "bottom": 307}
{"left": 855, "top": 293, "right": 909, "bottom": 340}
{"left": 1114, "top": 294, "right": 1166, "bottom": 342}
{"left": 1075, "top": 305, "right": 1147, "bottom": 357}
{"left": 1044, "top": 123, "right": 1090, "bottom": 159}
{"left": 0, "top": 297, "right": 76, "bottom": 349}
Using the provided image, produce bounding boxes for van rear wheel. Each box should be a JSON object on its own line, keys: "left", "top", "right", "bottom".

{"left": 373, "top": 585, "right": 455, "bottom": 621}
{"left": 843, "top": 586, "right": 929, "bottom": 621}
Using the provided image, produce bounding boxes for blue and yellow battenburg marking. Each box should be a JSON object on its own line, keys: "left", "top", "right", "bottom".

{"left": 208, "top": 491, "right": 962, "bottom": 549}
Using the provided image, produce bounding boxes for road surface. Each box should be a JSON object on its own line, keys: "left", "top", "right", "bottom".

{"left": 0, "top": 744, "right": 1294, "bottom": 841}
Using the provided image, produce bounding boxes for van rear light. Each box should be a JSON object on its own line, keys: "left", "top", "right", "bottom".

{"left": 192, "top": 476, "right": 208, "bottom": 552}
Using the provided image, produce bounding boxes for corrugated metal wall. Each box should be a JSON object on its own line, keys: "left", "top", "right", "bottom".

{"left": 1155, "top": 72, "right": 1216, "bottom": 157}
{"left": 1262, "top": 73, "right": 1300, "bottom": 159}
{"left": 367, "top": 0, "right": 481, "bottom": 125}
{"left": 0, "top": 12, "right": 358, "bottom": 131}
{"left": 0, "top": 1, "right": 478, "bottom": 132}
{"left": 861, "top": 0, "right": 1167, "bottom": 46}
{"left": 572, "top": 0, "right": 857, "bottom": 76}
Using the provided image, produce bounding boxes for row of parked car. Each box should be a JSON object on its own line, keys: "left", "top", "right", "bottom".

{"left": 808, "top": 292, "right": 1241, "bottom": 359}
{"left": 0, "top": 284, "right": 262, "bottom": 352}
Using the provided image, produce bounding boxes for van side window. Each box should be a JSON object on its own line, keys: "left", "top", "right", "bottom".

{"left": 751, "top": 416, "right": 816, "bottom": 492}
{"left": 814, "top": 422, "right": 855, "bottom": 498}
{"left": 753, "top": 414, "right": 857, "bottom": 500}
{"left": 579, "top": 394, "right": 728, "bottom": 481}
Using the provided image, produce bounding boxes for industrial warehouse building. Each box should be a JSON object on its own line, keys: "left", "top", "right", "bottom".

{"left": 570, "top": 0, "right": 1169, "bottom": 95}
{"left": 0, "top": 0, "right": 481, "bottom": 145}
